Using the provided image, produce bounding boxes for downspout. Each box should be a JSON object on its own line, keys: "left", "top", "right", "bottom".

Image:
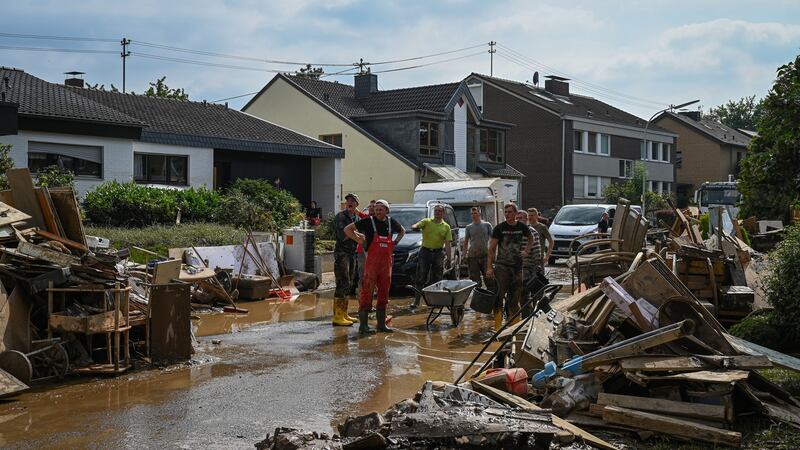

{"left": 561, "top": 119, "right": 566, "bottom": 205}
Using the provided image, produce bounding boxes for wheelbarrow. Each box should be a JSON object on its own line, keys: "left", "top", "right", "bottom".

{"left": 0, "top": 338, "right": 70, "bottom": 384}
{"left": 407, "top": 280, "right": 477, "bottom": 328}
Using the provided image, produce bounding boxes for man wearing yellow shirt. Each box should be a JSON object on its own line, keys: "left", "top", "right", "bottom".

{"left": 411, "top": 204, "right": 452, "bottom": 308}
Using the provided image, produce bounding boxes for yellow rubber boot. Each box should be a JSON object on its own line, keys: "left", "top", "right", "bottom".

{"left": 493, "top": 308, "right": 503, "bottom": 331}
{"left": 332, "top": 298, "right": 354, "bottom": 326}
{"left": 344, "top": 297, "right": 359, "bottom": 323}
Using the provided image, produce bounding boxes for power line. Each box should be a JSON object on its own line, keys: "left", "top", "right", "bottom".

{"left": 497, "top": 44, "right": 667, "bottom": 107}
{"left": 371, "top": 51, "right": 486, "bottom": 74}
{"left": 211, "top": 91, "right": 260, "bottom": 103}
{"left": 0, "top": 45, "right": 118, "bottom": 54}
{"left": 130, "top": 52, "right": 295, "bottom": 73}
{"left": 369, "top": 43, "right": 487, "bottom": 65}
{"left": 0, "top": 32, "right": 117, "bottom": 42}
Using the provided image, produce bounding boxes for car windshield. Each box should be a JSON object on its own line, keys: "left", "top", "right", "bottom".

{"left": 701, "top": 188, "right": 740, "bottom": 205}
{"left": 390, "top": 207, "right": 428, "bottom": 232}
{"left": 554, "top": 207, "right": 605, "bottom": 226}
{"left": 453, "top": 206, "right": 480, "bottom": 227}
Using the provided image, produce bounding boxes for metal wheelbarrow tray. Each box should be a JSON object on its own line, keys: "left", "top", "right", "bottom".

{"left": 413, "top": 280, "right": 477, "bottom": 328}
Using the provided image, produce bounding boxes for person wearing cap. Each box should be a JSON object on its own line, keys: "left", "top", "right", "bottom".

{"left": 345, "top": 199, "right": 405, "bottom": 334}
{"left": 331, "top": 193, "right": 361, "bottom": 326}
{"left": 350, "top": 200, "right": 375, "bottom": 298}
{"left": 410, "top": 204, "right": 452, "bottom": 308}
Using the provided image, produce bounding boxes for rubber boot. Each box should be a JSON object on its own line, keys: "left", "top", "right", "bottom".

{"left": 358, "top": 310, "right": 375, "bottom": 335}
{"left": 376, "top": 308, "right": 393, "bottom": 333}
{"left": 344, "top": 297, "right": 359, "bottom": 323}
{"left": 493, "top": 308, "right": 503, "bottom": 331}
{"left": 332, "top": 298, "right": 354, "bottom": 327}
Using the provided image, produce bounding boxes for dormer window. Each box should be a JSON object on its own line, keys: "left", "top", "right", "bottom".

{"left": 419, "top": 121, "right": 439, "bottom": 156}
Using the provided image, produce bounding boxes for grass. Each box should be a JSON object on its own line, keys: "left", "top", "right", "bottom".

{"left": 86, "top": 222, "right": 246, "bottom": 263}
{"left": 759, "top": 368, "right": 800, "bottom": 396}
{"left": 315, "top": 239, "right": 335, "bottom": 253}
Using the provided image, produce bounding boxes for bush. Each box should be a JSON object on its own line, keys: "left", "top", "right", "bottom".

{"left": 85, "top": 222, "right": 245, "bottom": 263}
{"left": 729, "top": 312, "right": 780, "bottom": 348}
{"left": 764, "top": 225, "right": 800, "bottom": 350}
{"left": 219, "top": 178, "right": 304, "bottom": 231}
{"left": 34, "top": 165, "right": 75, "bottom": 188}
{"left": 83, "top": 181, "right": 220, "bottom": 227}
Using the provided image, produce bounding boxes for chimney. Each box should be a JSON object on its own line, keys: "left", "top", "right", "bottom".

{"left": 544, "top": 75, "right": 569, "bottom": 97}
{"left": 354, "top": 69, "right": 378, "bottom": 99}
{"left": 64, "top": 71, "right": 85, "bottom": 88}
{"left": 678, "top": 111, "right": 701, "bottom": 121}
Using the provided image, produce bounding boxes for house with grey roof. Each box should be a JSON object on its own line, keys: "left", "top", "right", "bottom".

{"left": 653, "top": 111, "right": 751, "bottom": 205}
{"left": 0, "top": 67, "right": 343, "bottom": 214}
{"left": 243, "top": 71, "right": 521, "bottom": 205}
{"left": 465, "top": 73, "right": 679, "bottom": 212}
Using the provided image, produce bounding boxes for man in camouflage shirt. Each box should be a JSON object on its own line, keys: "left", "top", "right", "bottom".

{"left": 332, "top": 193, "right": 361, "bottom": 326}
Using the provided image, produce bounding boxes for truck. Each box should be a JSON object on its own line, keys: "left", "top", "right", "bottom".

{"left": 694, "top": 181, "right": 741, "bottom": 218}
{"left": 412, "top": 178, "right": 519, "bottom": 226}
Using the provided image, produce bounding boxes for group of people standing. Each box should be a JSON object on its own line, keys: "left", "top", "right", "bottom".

{"left": 331, "top": 193, "right": 553, "bottom": 335}
{"left": 463, "top": 204, "right": 553, "bottom": 329}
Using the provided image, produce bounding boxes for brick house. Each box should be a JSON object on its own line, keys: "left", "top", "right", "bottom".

{"left": 653, "top": 111, "right": 751, "bottom": 205}
{"left": 464, "top": 74, "right": 678, "bottom": 212}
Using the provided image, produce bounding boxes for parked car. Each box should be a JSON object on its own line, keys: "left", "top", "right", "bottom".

{"left": 389, "top": 201, "right": 462, "bottom": 287}
{"left": 548, "top": 203, "right": 641, "bottom": 263}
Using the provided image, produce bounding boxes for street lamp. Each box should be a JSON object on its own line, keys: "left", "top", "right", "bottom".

{"left": 641, "top": 99, "right": 700, "bottom": 217}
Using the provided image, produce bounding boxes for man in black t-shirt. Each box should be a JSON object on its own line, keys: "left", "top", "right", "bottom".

{"left": 486, "top": 203, "right": 533, "bottom": 330}
{"left": 345, "top": 200, "right": 405, "bottom": 334}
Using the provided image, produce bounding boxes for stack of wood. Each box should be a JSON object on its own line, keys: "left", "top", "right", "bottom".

{"left": 499, "top": 251, "right": 800, "bottom": 448}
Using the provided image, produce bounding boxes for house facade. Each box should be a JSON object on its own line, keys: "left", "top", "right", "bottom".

{"left": 653, "top": 111, "right": 751, "bottom": 205}
{"left": 243, "top": 72, "right": 521, "bottom": 205}
{"left": 0, "top": 67, "right": 344, "bottom": 215}
{"left": 465, "top": 74, "right": 678, "bottom": 212}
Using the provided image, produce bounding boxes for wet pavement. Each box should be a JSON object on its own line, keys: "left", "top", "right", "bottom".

{"left": 0, "top": 266, "right": 571, "bottom": 449}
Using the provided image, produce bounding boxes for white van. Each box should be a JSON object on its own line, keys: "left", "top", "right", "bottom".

{"left": 413, "top": 178, "right": 518, "bottom": 226}
{"left": 548, "top": 203, "right": 641, "bottom": 263}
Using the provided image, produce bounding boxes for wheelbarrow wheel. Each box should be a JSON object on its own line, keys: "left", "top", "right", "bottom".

{"left": 450, "top": 306, "right": 464, "bottom": 326}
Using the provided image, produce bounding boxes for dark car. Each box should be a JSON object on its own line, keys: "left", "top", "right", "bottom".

{"left": 389, "top": 202, "right": 461, "bottom": 287}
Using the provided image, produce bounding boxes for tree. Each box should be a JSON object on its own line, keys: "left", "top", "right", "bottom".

{"left": 705, "top": 95, "right": 765, "bottom": 130}
{"left": 0, "top": 143, "right": 14, "bottom": 189}
{"left": 738, "top": 54, "right": 800, "bottom": 220}
{"left": 144, "top": 76, "right": 188, "bottom": 101}
{"left": 603, "top": 161, "right": 670, "bottom": 211}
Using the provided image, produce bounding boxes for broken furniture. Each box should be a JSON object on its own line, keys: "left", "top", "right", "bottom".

{"left": 407, "top": 279, "right": 476, "bottom": 327}
{"left": 566, "top": 199, "right": 649, "bottom": 292}
{"left": 47, "top": 282, "right": 132, "bottom": 374}
{"left": 0, "top": 338, "right": 69, "bottom": 384}
{"left": 148, "top": 283, "right": 192, "bottom": 364}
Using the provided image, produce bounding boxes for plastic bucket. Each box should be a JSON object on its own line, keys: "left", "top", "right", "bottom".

{"left": 470, "top": 287, "right": 497, "bottom": 314}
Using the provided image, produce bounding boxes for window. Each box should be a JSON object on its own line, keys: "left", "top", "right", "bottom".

{"left": 586, "top": 175, "right": 599, "bottom": 197}
{"left": 443, "top": 207, "right": 458, "bottom": 228}
{"left": 573, "top": 175, "right": 585, "bottom": 198}
{"left": 662, "top": 144, "right": 671, "bottom": 162}
{"left": 479, "top": 129, "right": 504, "bottom": 163}
{"left": 319, "top": 134, "right": 342, "bottom": 147}
{"left": 619, "top": 159, "right": 634, "bottom": 178}
{"left": 134, "top": 153, "right": 188, "bottom": 185}
{"left": 419, "top": 121, "right": 439, "bottom": 156}
{"left": 574, "top": 175, "right": 611, "bottom": 198}
{"left": 587, "top": 132, "right": 597, "bottom": 154}
{"left": 650, "top": 142, "right": 660, "bottom": 160}
{"left": 600, "top": 134, "right": 610, "bottom": 155}
{"left": 28, "top": 141, "right": 102, "bottom": 178}
{"left": 573, "top": 131, "right": 583, "bottom": 152}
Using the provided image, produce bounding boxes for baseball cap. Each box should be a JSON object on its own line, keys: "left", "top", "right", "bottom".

{"left": 375, "top": 199, "right": 390, "bottom": 210}
{"left": 344, "top": 193, "right": 360, "bottom": 205}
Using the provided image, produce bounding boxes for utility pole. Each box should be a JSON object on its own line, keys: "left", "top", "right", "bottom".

{"left": 488, "top": 41, "right": 496, "bottom": 76}
{"left": 120, "top": 38, "right": 130, "bottom": 93}
{"left": 355, "top": 58, "right": 369, "bottom": 74}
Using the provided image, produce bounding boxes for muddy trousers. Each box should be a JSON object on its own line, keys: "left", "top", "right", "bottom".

{"left": 415, "top": 248, "right": 444, "bottom": 291}
{"left": 333, "top": 250, "right": 355, "bottom": 298}
{"left": 467, "top": 255, "right": 494, "bottom": 290}
{"left": 359, "top": 255, "right": 391, "bottom": 311}
{"left": 495, "top": 263, "right": 523, "bottom": 321}
{"left": 349, "top": 251, "right": 366, "bottom": 296}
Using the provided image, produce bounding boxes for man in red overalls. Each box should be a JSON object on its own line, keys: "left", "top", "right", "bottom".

{"left": 345, "top": 200, "right": 405, "bottom": 334}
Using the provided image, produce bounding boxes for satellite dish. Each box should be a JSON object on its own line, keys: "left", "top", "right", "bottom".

{"left": 533, "top": 71, "right": 539, "bottom": 86}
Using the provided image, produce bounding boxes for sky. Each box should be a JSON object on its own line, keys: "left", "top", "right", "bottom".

{"left": 1, "top": 0, "right": 799, "bottom": 118}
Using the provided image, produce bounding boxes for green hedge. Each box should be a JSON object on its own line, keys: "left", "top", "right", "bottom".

{"left": 86, "top": 222, "right": 245, "bottom": 262}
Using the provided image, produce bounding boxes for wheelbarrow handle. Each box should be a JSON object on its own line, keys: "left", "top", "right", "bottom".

{"left": 405, "top": 284, "right": 424, "bottom": 297}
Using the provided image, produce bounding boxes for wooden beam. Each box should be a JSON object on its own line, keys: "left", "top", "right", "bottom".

{"left": 17, "top": 241, "right": 79, "bottom": 267}
{"left": 619, "top": 355, "right": 771, "bottom": 372}
{"left": 0, "top": 201, "right": 31, "bottom": 227}
{"left": 7, "top": 168, "right": 45, "bottom": 229}
{"left": 602, "top": 405, "right": 741, "bottom": 447}
{"left": 597, "top": 393, "right": 726, "bottom": 422}
{"left": 33, "top": 229, "right": 88, "bottom": 254}
{"left": 471, "top": 381, "right": 618, "bottom": 450}
{"left": 725, "top": 333, "right": 800, "bottom": 372}
{"left": 642, "top": 370, "right": 750, "bottom": 384}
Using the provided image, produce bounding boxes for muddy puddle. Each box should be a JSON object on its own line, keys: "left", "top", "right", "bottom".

{"left": 0, "top": 271, "right": 572, "bottom": 449}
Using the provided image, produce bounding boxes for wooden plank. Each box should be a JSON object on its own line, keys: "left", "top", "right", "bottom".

{"left": 33, "top": 229, "right": 88, "bottom": 254}
{"left": 17, "top": 241, "right": 79, "bottom": 267}
{"left": 597, "top": 393, "right": 726, "bottom": 421}
{"left": 48, "top": 187, "right": 87, "bottom": 248}
{"left": 153, "top": 259, "right": 182, "bottom": 284}
{"left": 34, "top": 187, "right": 65, "bottom": 237}
{"left": 725, "top": 333, "right": 800, "bottom": 372}
{"left": 0, "top": 368, "right": 28, "bottom": 399}
{"left": 602, "top": 405, "right": 741, "bottom": 447}
{"left": 0, "top": 201, "right": 31, "bottom": 227}
{"left": 643, "top": 370, "right": 750, "bottom": 383}
{"left": 471, "top": 381, "right": 618, "bottom": 450}
{"left": 0, "top": 286, "right": 32, "bottom": 353}
{"left": 7, "top": 168, "right": 45, "bottom": 229}
{"left": 619, "top": 355, "right": 772, "bottom": 372}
